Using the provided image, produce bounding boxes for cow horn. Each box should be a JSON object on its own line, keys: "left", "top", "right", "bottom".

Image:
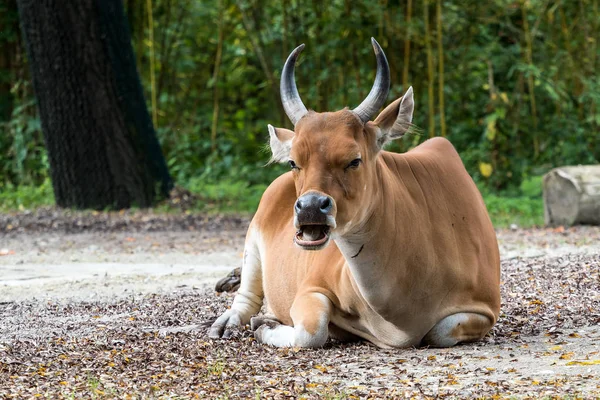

{"left": 281, "top": 44, "right": 308, "bottom": 126}
{"left": 353, "top": 38, "right": 390, "bottom": 124}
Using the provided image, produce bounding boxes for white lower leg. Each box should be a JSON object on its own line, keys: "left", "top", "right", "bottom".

{"left": 255, "top": 324, "right": 295, "bottom": 347}
{"left": 209, "top": 228, "right": 263, "bottom": 338}
{"left": 423, "top": 312, "right": 492, "bottom": 347}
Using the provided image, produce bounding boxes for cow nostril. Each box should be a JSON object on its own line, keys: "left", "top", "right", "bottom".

{"left": 294, "top": 199, "right": 303, "bottom": 212}
{"left": 320, "top": 197, "right": 331, "bottom": 212}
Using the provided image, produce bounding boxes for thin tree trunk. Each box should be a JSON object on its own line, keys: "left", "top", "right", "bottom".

{"left": 378, "top": 0, "right": 386, "bottom": 42}
{"left": 558, "top": 6, "right": 574, "bottom": 102}
{"left": 424, "top": 0, "right": 435, "bottom": 138}
{"left": 521, "top": 3, "right": 538, "bottom": 157}
{"left": 17, "top": 0, "right": 172, "bottom": 209}
{"left": 235, "top": 4, "right": 275, "bottom": 90}
{"left": 588, "top": 0, "right": 598, "bottom": 127}
{"left": 136, "top": 1, "right": 145, "bottom": 79}
{"left": 402, "top": 0, "right": 412, "bottom": 91}
{"left": 282, "top": 0, "right": 288, "bottom": 59}
{"left": 487, "top": 60, "right": 498, "bottom": 172}
{"left": 155, "top": 0, "right": 172, "bottom": 94}
{"left": 311, "top": 0, "right": 325, "bottom": 111}
{"left": 236, "top": 0, "right": 285, "bottom": 126}
{"left": 436, "top": 0, "right": 446, "bottom": 137}
{"left": 382, "top": 0, "right": 394, "bottom": 81}
{"left": 146, "top": 0, "right": 158, "bottom": 128}
{"left": 0, "top": 0, "right": 19, "bottom": 121}
{"left": 157, "top": 0, "right": 189, "bottom": 95}
{"left": 344, "top": 0, "right": 363, "bottom": 103}
{"left": 211, "top": 0, "right": 224, "bottom": 152}
{"left": 157, "top": 0, "right": 172, "bottom": 67}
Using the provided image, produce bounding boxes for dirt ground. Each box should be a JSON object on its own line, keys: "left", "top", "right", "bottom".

{"left": 1, "top": 210, "right": 599, "bottom": 398}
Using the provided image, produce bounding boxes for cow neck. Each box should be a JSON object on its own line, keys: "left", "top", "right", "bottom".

{"left": 333, "top": 159, "right": 401, "bottom": 308}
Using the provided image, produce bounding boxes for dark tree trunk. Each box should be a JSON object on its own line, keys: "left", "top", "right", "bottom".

{"left": 17, "top": 0, "right": 172, "bottom": 209}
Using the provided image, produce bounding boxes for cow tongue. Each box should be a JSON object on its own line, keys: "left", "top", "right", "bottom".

{"left": 301, "top": 225, "right": 325, "bottom": 242}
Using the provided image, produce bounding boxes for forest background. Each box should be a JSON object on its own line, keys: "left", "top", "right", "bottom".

{"left": 0, "top": 0, "right": 598, "bottom": 227}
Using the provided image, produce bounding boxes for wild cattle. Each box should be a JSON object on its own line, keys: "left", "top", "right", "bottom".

{"left": 209, "top": 39, "right": 500, "bottom": 348}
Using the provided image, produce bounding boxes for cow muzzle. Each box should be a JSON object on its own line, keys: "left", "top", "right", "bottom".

{"left": 293, "top": 191, "right": 336, "bottom": 250}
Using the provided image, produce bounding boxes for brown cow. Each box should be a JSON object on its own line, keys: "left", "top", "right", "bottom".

{"left": 209, "top": 39, "right": 500, "bottom": 348}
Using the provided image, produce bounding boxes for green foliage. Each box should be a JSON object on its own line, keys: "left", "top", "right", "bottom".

{"left": 519, "top": 175, "right": 543, "bottom": 198}
{"left": 480, "top": 175, "right": 544, "bottom": 228}
{"left": 179, "top": 178, "right": 267, "bottom": 213}
{"left": 1, "top": 0, "right": 598, "bottom": 218}
{"left": 0, "top": 97, "right": 48, "bottom": 185}
{"left": 0, "top": 178, "right": 54, "bottom": 212}
{"left": 483, "top": 193, "right": 544, "bottom": 228}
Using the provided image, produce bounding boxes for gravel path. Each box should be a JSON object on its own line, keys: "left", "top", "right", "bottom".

{"left": 0, "top": 210, "right": 599, "bottom": 398}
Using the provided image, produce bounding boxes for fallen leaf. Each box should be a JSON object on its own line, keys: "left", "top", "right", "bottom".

{"left": 314, "top": 364, "right": 328, "bottom": 373}
{"left": 566, "top": 360, "right": 600, "bottom": 366}
{"left": 559, "top": 352, "right": 575, "bottom": 360}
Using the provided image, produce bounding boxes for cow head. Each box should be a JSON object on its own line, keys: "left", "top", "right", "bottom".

{"left": 269, "top": 38, "right": 414, "bottom": 250}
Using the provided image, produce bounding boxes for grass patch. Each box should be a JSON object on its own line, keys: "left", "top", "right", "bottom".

{"left": 481, "top": 176, "right": 544, "bottom": 228}
{"left": 177, "top": 178, "right": 266, "bottom": 213}
{"left": 0, "top": 178, "right": 54, "bottom": 212}
{"left": 483, "top": 193, "right": 543, "bottom": 228}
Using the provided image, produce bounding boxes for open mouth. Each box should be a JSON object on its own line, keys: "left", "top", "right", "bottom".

{"left": 294, "top": 224, "right": 331, "bottom": 249}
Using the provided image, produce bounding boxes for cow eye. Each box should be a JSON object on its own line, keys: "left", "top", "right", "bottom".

{"left": 346, "top": 158, "right": 362, "bottom": 170}
{"left": 288, "top": 160, "right": 298, "bottom": 170}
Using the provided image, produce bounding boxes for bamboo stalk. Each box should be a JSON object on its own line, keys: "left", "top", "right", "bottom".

{"left": 558, "top": 6, "right": 575, "bottom": 95}
{"left": 146, "top": 0, "right": 158, "bottom": 129}
{"left": 211, "top": 0, "right": 224, "bottom": 152}
{"left": 311, "top": 0, "right": 324, "bottom": 111}
{"left": 424, "top": 0, "right": 435, "bottom": 138}
{"left": 436, "top": 0, "right": 446, "bottom": 137}
{"left": 282, "top": 0, "right": 288, "bottom": 58}
{"left": 137, "top": 1, "right": 145, "bottom": 78}
{"left": 158, "top": 3, "right": 188, "bottom": 95}
{"left": 591, "top": 0, "right": 599, "bottom": 125}
{"left": 487, "top": 60, "right": 497, "bottom": 168}
{"left": 236, "top": 1, "right": 277, "bottom": 101}
{"left": 402, "top": 0, "right": 412, "bottom": 90}
{"left": 379, "top": 0, "right": 386, "bottom": 41}
{"left": 593, "top": 0, "right": 599, "bottom": 72}
{"left": 521, "top": 2, "right": 538, "bottom": 156}
{"left": 344, "top": 0, "right": 362, "bottom": 103}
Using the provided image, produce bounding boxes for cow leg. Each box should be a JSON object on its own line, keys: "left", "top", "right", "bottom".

{"left": 208, "top": 231, "right": 263, "bottom": 339}
{"left": 421, "top": 312, "right": 493, "bottom": 348}
{"left": 254, "top": 293, "right": 332, "bottom": 348}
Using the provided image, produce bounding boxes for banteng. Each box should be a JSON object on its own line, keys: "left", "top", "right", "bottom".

{"left": 209, "top": 39, "right": 500, "bottom": 348}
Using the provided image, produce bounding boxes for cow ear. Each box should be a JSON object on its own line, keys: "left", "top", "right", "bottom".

{"left": 373, "top": 86, "right": 414, "bottom": 147}
{"left": 268, "top": 124, "right": 295, "bottom": 163}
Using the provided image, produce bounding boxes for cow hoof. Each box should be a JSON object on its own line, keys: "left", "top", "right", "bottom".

{"left": 208, "top": 309, "right": 243, "bottom": 339}
{"left": 215, "top": 267, "right": 241, "bottom": 293}
{"left": 252, "top": 317, "right": 281, "bottom": 343}
{"left": 250, "top": 316, "right": 281, "bottom": 331}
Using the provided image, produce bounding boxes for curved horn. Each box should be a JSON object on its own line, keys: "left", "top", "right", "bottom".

{"left": 281, "top": 44, "right": 308, "bottom": 126}
{"left": 353, "top": 38, "right": 390, "bottom": 124}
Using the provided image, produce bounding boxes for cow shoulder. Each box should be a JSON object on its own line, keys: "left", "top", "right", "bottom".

{"left": 411, "top": 137, "right": 461, "bottom": 161}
